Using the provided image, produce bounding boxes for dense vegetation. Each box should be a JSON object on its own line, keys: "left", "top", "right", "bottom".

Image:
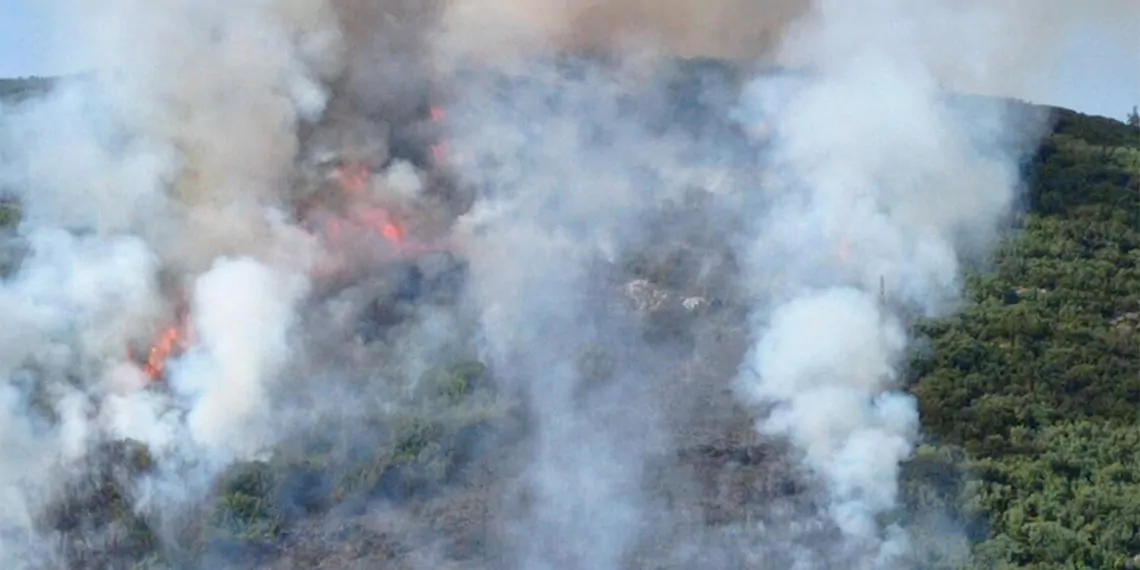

{"left": 904, "top": 107, "right": 1140, "bottom": 569}
{"left": 3, "top": 74, "right": 1140, "bottom": 568}
{"left": 0, "top": 75, "right": 55, "bottom": 104}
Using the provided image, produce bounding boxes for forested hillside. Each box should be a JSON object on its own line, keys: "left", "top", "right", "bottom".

{"left": 904, "top": 107, "right": 1140, "bottom": 569}
{"left": 2, "top": 73, "right": 1139, "bottom": 568}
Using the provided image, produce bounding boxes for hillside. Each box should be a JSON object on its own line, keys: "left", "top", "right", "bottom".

{"left": 1, "top": 75, "right": 1139, "bottom": 569}
{"left": 904, "top": 107, "right": 1140, "bottom": 568}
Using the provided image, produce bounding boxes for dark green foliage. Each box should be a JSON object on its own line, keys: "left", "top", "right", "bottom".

{"left": 0, "top": 76, "right": 55, "bottom": 104}
{"left": 1050, "top": 108, "right": 1140, "bottom": 149}
{"left": 209, "top": 359, "right": 503, "bottom": 551}
{"left": 415, "top": 360, "right": 489, "bottom": 406}
{"left": 208, "top": 461, "right": 284, "bottom": 544}
{"left": 43, "top": 440, "right": 160, "bottom": 566}
{"left": 907, "top": 108, "right": 1140, "bottom": 567}
{"left": 0, "top": 200, "right": 19, "bottom": 228}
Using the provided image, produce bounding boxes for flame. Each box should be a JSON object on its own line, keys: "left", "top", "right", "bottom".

{"left": 138, "top": 309, "right": 193, "bottom": 381}
{"left": 431, "top": 142, "right": 448, "bottom": 165}
{"left": 331, "top": 162, "right": 370, "bottom": 195}
{"left": 380, "top": 221, "right": 404, "bottom": 243}
{"left": 429, "top": 105, "right": 448, "bottom": 165}
{"left": 325, "top": 162, "right": 406, "bottom": 247}
{"left": 310, "top": 156, "right": 454, "bottom": 261}
{"left": 356, "top": 206, "right": 405, "bottom": 246}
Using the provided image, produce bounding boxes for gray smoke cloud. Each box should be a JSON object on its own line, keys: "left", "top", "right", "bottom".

{"left": 0, "top": 1, "right": 342, "bottom": 564}
{"left": 435, "top": 0, "right": 1137, "bottom": 80}
{"left": 727, "top": 0, "right": 1072, "bottom": 566}
{"left": 0, "top": 0, "right": 1133, "bottom": 568}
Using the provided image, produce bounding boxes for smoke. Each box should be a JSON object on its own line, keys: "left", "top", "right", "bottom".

{"left": 446, "top": 61, "right": 677, "bottom": 569}
{"left": 436, "top": 0, "right": 807, "bottom": 63}
{"left": 0, "top": 0, "right": 1132, "bottom": 567}
{"left": 437, "top": 0, "right": 1137, "bottom": 99}
{"left": 172, "top": 257, "right": 309, "bottom": 461}
{"left": 0, "top": 0, "right": 343, "bottom": 563}
{"left": 728, "top": 0, "right": 1079, "bottom": 565}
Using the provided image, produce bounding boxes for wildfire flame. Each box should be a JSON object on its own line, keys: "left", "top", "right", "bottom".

{"left": 331, "top": 162, "right": 370, "bottom": 196}
{"left": 316, "top": 146, "right": 452, "bottom": 268}
{"left": 135, "top": 309, "right": 193, "bottom": 382}
{"left": 430, "top": 143, "right": 448, "bottom": 165}
{"left": 356, "top": 206, "right": 405, "bottom": 245}
{"left": 323, "top": 160, "right": 410, "bottom": 251}
{"left": 429, "top": 105, "right": 448, "bottom": 165}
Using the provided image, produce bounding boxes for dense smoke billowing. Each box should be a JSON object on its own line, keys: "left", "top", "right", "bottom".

{"left": 0, "top": 0, "right": 1129, "bottom": 568}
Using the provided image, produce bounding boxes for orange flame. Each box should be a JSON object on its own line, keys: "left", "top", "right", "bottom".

{"left": 356, "top": 206, "right": 405, "bottom": 246}
{"left": 429, "top": 105, "right": 448, "bottom": 165}
{"left": 332, "top": 162, "right": 370, "bottom": 195}
{"left": 138, "top": 310, "right": 193, "bottom": 381}
{"left": 380, "top": 221, "right": 404, "bottom": 243}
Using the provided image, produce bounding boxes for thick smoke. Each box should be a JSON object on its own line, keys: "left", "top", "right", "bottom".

{"left": 435, "top": 0, "right": 1137, "bottom": 78}
{"left": 172, "top": 257, "right": 309, "bottom": 460}
{"left": 729, "top": 0, "right": 1064, "bottom": 565}
{"left": 0, "top": 0, "right": 1132, "bottom": 568}
{"left": 0, "top": 0, "right": 342, "bottom": 563}
{"left": 437, "top": 0, "right": 807, "bottom": 62}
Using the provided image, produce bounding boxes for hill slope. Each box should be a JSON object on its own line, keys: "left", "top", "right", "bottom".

{"left": 904, "top": 107, "right": 1140, "bottom": 569}
{"left": 2, "top": 75, "right": 1139, "bottom": 569}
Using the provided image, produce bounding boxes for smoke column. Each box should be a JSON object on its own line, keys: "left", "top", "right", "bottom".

{"left": 730, "top": 0, "right": 1068, "bottom": 566}
{"left": 0, "top": 1, "right": 340, "bottom": 563}
{"left": 446, "top": 59, "right": 682, "bottom": 570}
{"left": 0, "top": 0, "right": 1134, "bottom": 567}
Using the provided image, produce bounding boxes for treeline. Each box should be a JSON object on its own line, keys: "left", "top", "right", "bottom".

{"left": 0, "top": 75, "right": 56, "bottom": 104}
{"left": 904, "top": 107, "right": 1140, "bottom": 568}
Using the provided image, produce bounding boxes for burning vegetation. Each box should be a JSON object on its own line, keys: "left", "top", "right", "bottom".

{"left": 4, "top": 0, "right": 1137, "bottom": 567}
{"left": 139, "top": 311, "right": 193, "bottom": 381}
{"left": 129, "top": 91, "right": 459, "bottom": 385}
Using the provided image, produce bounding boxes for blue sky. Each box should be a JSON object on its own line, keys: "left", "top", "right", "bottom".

{"left": 0, "top": 0, "right": 62, "bottom": 77}
{"left": 1, "top": 0, "right": 1137, "bottom": 119}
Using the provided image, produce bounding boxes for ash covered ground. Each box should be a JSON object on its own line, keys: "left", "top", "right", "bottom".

{"left": 0, "top": 1, "right": 1087, "bottom": 568}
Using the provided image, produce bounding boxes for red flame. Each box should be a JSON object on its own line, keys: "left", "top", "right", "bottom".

{"left": 429, "top": 105, "right": 448, "bottom": 165}
{"left": 331, "top": 162, "right": 370, "bottom": 196}
{"left": 135, "top": 309, "right": 193, "bottom": 382}
{"left": 430, "top": 142, "right": 448, "bottom": 165}
{"left": 356, "top": 206, "right": 406, "bottom": 246}
{"left": 381, "top": 222, "right": 404, "bottom": 243}
{"left": 310, "top": 157, "right": 455, "bottom": 263}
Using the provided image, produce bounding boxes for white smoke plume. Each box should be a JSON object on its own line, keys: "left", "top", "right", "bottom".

{"left": 0, "top": 0, "right": 1133, "bottom": 568}
{"left": 0, "top": 0, "right": 339, "bottom": 563}
{"left": 446, "top": 61, "right": 681, "bottom": 570}
{"left": 729, "top": 0, "right": 1073, "bottom": 566}
{"left": 173, "top": 257, "right": 310, "bottom": 461}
